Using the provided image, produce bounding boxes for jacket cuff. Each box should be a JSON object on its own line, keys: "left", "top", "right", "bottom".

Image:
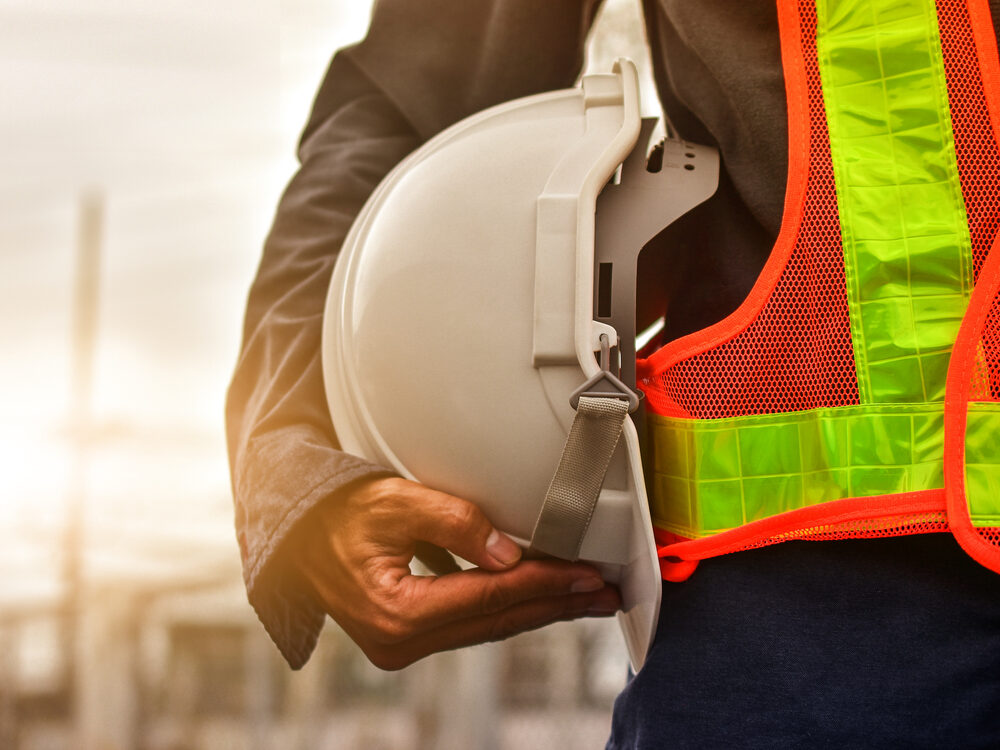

{"left": 235, "top": 426, "right": 396, "bottom": 668}
{"left": 247, "top": 555, "right": 327, "bottom": 670}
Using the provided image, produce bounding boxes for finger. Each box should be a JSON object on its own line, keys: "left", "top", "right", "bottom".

{"left": 400, "top": 484, "right": 523, "bottom": 570}
{"left": 390, "top": 559, "right": 610, "bottom": 635}
{"left": 364, "top": 586, "right": 623, "bottom": 671}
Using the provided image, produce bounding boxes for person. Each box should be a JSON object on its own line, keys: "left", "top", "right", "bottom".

{"left": 227, "top": 1, "right": 1000, "bottom": 746}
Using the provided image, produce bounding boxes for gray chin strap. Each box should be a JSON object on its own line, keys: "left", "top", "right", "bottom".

{"left": 529, "top": 395, "right": 629, "bottom": 561}
{"left": 530, "top": 120, "right": 720, "bottom": 564}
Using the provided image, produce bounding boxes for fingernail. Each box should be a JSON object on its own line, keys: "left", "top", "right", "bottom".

{"left": 486, "top": 529, "right": 521, "bottom": 566}
{"left": 570, "top": 576, "right": 604, "bottom": 593}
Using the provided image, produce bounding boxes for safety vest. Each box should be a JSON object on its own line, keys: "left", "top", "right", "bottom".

{"left": 639, "top": 0, "right": 1000, "bottom": 581}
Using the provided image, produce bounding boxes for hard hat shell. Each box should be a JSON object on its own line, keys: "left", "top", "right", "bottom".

{"left": 323, "top": 60, "right": 662, "bottom": 668}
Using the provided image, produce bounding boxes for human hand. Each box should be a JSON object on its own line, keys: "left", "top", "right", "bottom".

{"left": 288, "top": 476, "right": 621, "bottom": 670}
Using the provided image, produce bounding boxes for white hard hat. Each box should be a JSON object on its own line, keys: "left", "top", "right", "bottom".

{"left": 322, "top": 60, "right": 718, "bottom": 669}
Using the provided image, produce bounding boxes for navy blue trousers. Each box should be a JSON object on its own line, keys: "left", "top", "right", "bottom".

{"left": 608, "top": 535, "right": 1000, "bottom": 749}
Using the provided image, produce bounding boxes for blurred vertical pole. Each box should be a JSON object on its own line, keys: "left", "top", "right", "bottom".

{"left": 245, "top": 630, "right": 275, "bottom": 750}
{"left": 0, "top": 624, "right": 15, "bottom": 748}
{"left": 417, "top": 647, "right": 499, "bottom": 750}
{"left": 66, "top": 189, "right": 102, "bottom": 747}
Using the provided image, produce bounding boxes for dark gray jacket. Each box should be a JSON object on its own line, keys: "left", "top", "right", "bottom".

{"left": 226, "top": 0, "right": 789, "bottom": 669}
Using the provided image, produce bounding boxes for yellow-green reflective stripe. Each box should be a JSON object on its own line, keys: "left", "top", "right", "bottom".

{"left": 648, "top": 405, "right": 946, "bottom": 538}
{"left": 816, "top": 0, "right": 973, "bottom": 403}
{"left": 965, "top": 404, "right": 1000, "bottom": 526}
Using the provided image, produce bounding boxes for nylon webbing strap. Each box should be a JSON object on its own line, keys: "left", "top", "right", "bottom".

{"left": 530, "top": 395, "right": 630, "bottom": 560}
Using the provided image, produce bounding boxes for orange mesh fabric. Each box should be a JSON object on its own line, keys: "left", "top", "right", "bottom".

{"left": 647, "top": 0, "right": 1000, "bottom": 569}
{"left": 737, "top": 512, "right": 949, "bottom": 548}
{"left": 938, "top": 0, "right": 1000, "bottom": 401}
{"left": 976, "top": 526, "right": 1000, "bottom": 546}
{"left": 653, "top": 491, "right": 952, "bottom": 569}
{"left": 639, "top": 1, "right": 859, "bottom": 420}
{"left": 965, "top": 272, "right": 1000, "bottom": 555}
{"left": 938, "top": 0, "right": 1000, "bottom": 556}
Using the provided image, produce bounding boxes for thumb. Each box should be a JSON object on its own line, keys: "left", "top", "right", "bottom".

{"left": 403, "top": 484, "right": 523, "bottom": 571}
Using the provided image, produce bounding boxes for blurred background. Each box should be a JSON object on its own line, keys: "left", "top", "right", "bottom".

{"left": 0, "top": 1, "right": 657, "bottom": 748}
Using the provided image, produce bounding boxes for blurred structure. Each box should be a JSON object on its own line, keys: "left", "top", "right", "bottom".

{"left": 0, "top": 583, "right": 625, "bottom": 750}
{"left": 0, "top": 1, "right": 654, "bottom": 748}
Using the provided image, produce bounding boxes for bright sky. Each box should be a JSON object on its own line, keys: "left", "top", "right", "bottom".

{"left": 0, "top": 0, "right": 375, "bottom": 605}
{"left": 0, "top": 0, "right": 652, "bottom": 607}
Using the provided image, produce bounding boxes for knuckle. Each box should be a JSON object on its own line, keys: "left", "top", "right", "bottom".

{"left": 486, "top": 616, "right": 507, "bottom": 643}
{"left": 477, "top": 577, "right": 511, "bottom": 614}
{"left": 442, "top": 501, "right": 481, "bottom": 535}
{"left": 364, "top": 578, "right": 423, "bottom": 645}
{"left": 369, "top": 612, "right": 413, "bottom": 645}
{"left": 363, "top": 594, "right": 411, "bottom": 644}
{"left": 486, "top": 611, "right": 519, "bottom": 643}
{"left": 378, "top": 476, "right": 412, "bottom": 501}
{"left": 364, "top": 477, "right": 411, "bottom": 511}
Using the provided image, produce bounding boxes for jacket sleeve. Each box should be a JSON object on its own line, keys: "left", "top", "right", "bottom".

{"left": 226, "top": 0, "right": 602, "bottom": 669}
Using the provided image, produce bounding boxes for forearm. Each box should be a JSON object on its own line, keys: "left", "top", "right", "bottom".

{"left": 226, "top": 51, "right": 419, "bottom": 666}
{"left": 227, "top": 0, "right": 601, "bottom": 668}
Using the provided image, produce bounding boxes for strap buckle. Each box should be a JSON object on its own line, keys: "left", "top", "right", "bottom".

{"left": 569, "top": 333, "right": 641, "bottom": 413}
